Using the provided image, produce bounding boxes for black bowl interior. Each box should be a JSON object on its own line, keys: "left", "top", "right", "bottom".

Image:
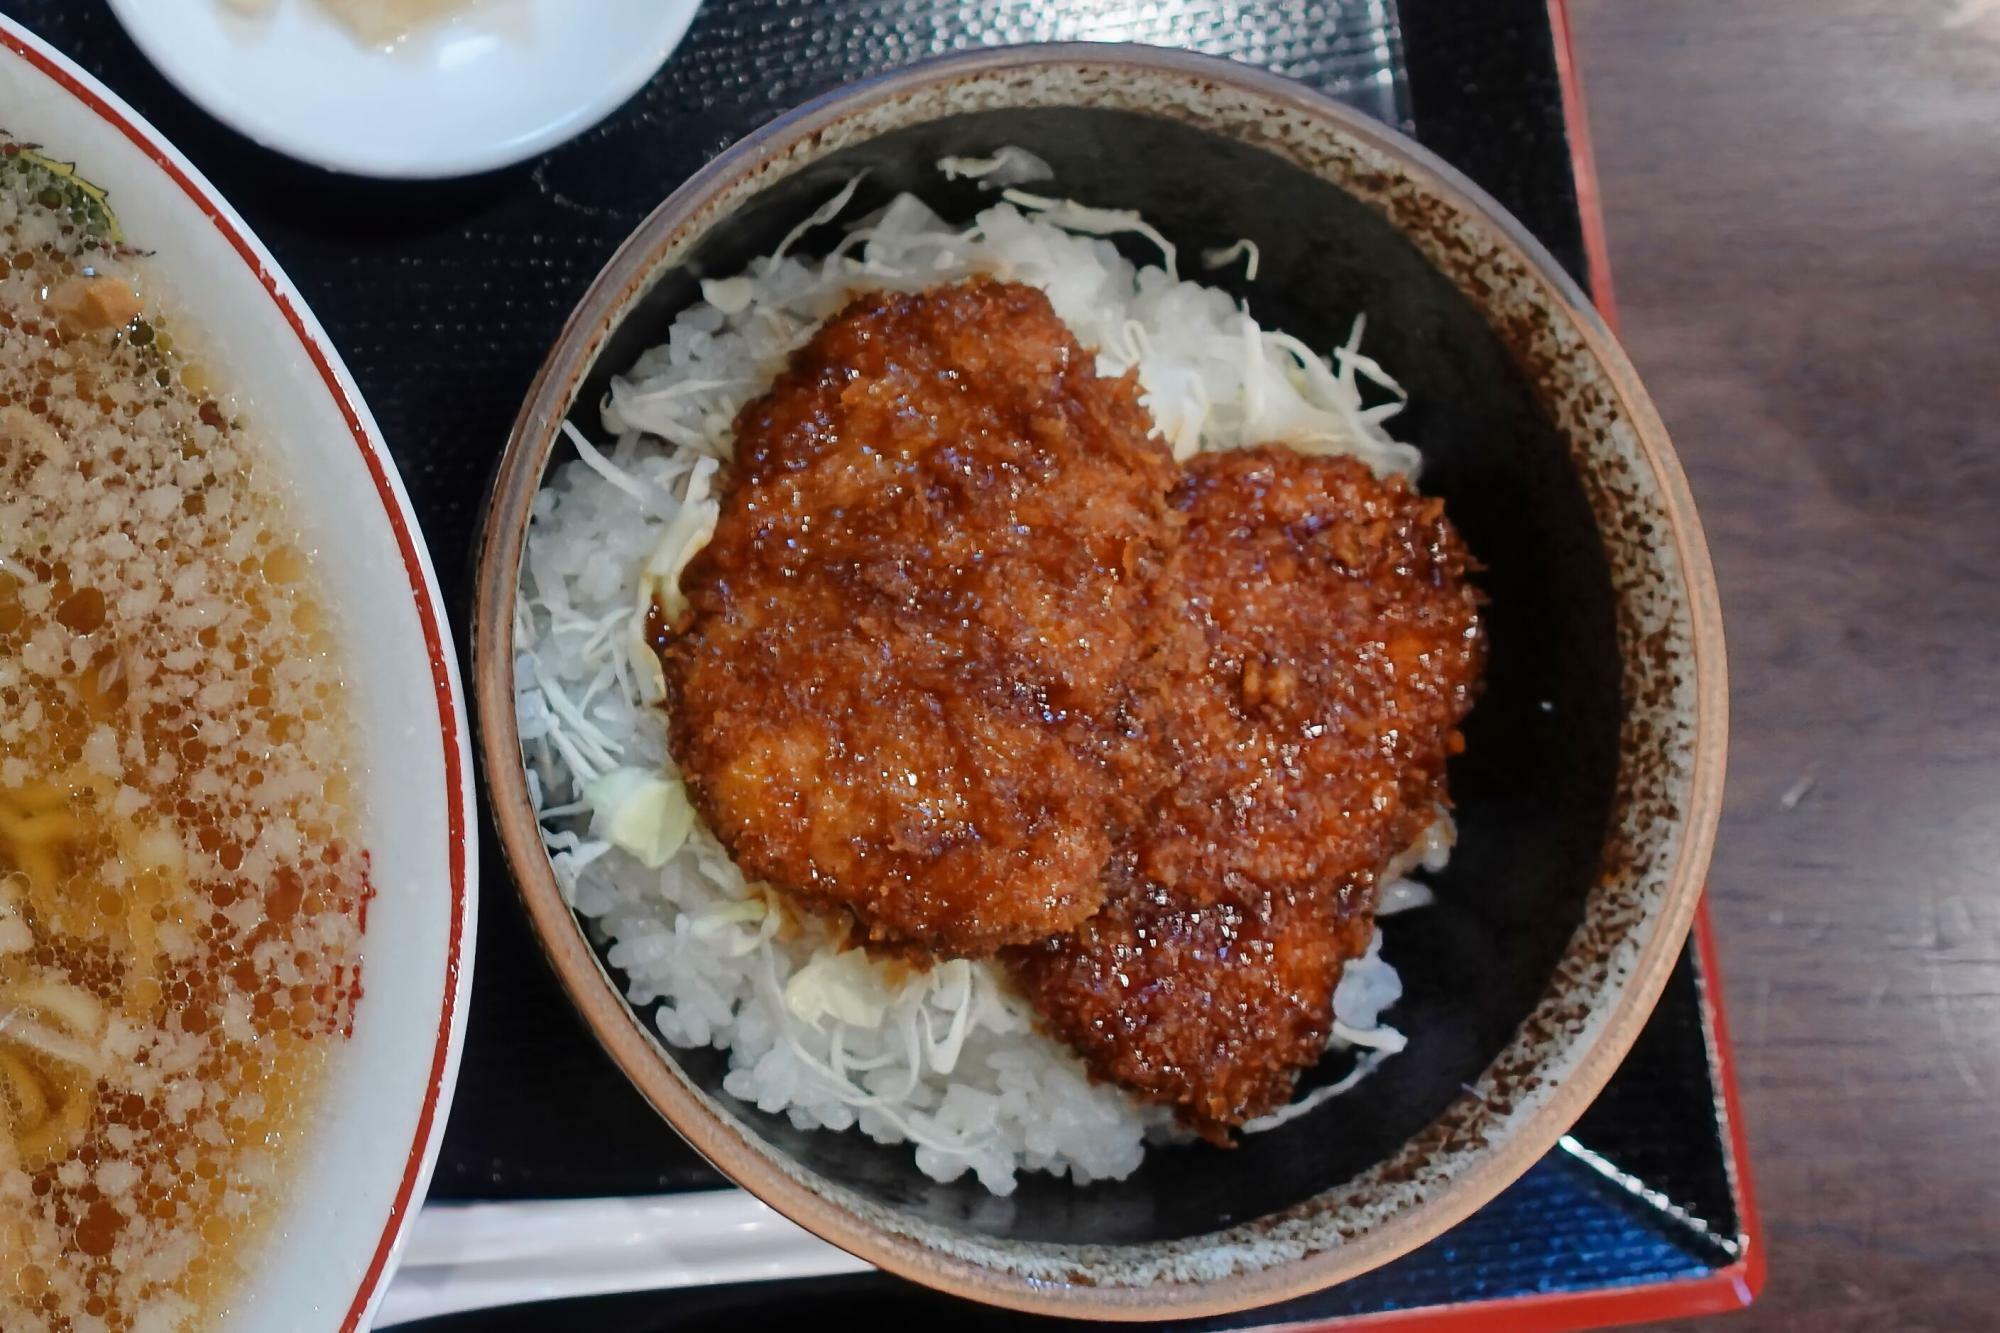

{"left": 558, "top": 106, "right": 1620, "bottom": 1246}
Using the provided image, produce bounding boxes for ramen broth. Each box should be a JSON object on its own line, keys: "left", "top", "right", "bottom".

{"left": 0, "top": 150, "right": 367, "bottom": 1331}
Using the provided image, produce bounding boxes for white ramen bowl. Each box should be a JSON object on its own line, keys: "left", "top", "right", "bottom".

{"left": 0, "top": 20, "right": 476, "bottom": 1333}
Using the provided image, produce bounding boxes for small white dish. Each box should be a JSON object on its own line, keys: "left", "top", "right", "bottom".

{"left": 0, "top": 16, "right": 476, "bottom": 1331}
{"left": 104, "top": 0, "right": 702, "bottom": 178}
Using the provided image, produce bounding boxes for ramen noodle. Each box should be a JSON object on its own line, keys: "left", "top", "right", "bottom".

{"left": 0, "top": 144, "right": 368, "bottom": 1332}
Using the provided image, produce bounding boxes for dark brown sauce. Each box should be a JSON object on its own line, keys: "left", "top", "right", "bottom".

{"left": 655, "top": 281, "right": 1485, "bottom": 1137}
{"left": 657, "top": 279, "right": 1180, "bottom": 958}
{"left": 1007, "top": 447, "right": 1484, "bottom": 1135}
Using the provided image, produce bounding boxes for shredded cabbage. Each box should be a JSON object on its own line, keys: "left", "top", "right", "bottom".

{"left": 636, "top": 479, "right": 718, "bottom": 625}
{"left": 602, "top": 171, "right": 1420, "bottom": 479}
{"left": 937, "top": 146, "right": 1055, "bottom": 189}
{"left": 998, "top": 188, "right": 1180, "bottom": 277}
{"left": 1201, "top": 238, "right": 1261, "bottom": 282}
{"left": 784, "top": 947, "right": 901, "bottom": 1030}
{"left": 585, "top": 767, "right": 695, "bottom": 869}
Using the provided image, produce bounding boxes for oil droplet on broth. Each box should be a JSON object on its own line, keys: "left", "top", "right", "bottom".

{"left": 0, "top": 160, "right": 369, "bottom": 1332}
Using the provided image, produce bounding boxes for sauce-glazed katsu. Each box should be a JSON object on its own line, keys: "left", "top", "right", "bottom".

{"left": 651, "top": 279, "right": 1482, "bottom": 1135}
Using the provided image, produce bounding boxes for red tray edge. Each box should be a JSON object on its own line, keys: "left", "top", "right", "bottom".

{"left": 1284, "top": 4, "right": 1766, "bottom": 1328}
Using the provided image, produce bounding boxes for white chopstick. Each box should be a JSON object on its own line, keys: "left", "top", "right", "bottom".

{"left": 372, "top": 1190, "right": 871, "bottom": 1327}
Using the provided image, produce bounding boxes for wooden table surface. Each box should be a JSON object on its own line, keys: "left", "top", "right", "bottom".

{"left": 1565, "top": 3, "right": 2000, "bottom": 1329}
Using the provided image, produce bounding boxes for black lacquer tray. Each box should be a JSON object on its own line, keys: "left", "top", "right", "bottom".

{"left": 6, "top": 2, "right": 1760, "bottom": 1327}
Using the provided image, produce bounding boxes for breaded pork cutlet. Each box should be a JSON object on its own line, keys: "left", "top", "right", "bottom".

{"left": 658, "top": 280, "right": 1181, "bottom": 958}
{"left": 1008, "top": 447, "right": 1483, "bottom": 1136}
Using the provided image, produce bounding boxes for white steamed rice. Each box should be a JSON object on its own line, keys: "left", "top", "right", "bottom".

{"left": 514, "top": 158, "right": 1452, "bottom": 1195}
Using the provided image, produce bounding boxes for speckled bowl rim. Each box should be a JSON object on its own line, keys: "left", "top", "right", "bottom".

{"left": 473, "top": 43, "right": 1727, "bottom": 1320}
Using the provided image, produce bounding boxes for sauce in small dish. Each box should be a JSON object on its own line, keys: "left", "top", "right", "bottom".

{"left": 219, "top": 0, "right": 473, "bottom": 48}
{"left": 107, "top": 0, "right": 701, "bottom": 178}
